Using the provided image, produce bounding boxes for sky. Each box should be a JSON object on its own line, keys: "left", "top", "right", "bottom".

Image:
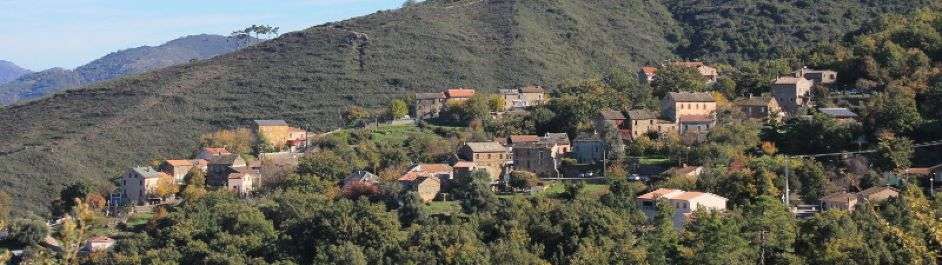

{"left": 0, "top": 0, "right": 404, "bottom": 71}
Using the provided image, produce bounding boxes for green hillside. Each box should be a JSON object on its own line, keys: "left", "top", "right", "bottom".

{"left": 0, "top": 0, "right": 932, "bottom": 215}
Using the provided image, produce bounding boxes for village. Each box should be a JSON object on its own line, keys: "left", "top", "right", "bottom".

{"left": 9, "top": 60, "right": 937, "bottom": 257}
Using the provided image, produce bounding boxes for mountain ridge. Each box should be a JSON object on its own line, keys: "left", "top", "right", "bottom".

{"left": 0, "top": 34, "right": 257, "bottom": 105}
{"left": 0, "top": 60, "right": 32, "bottom": 85}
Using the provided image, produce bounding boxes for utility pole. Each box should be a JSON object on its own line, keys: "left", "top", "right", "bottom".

{"left": 783, "top": 155, "right": 790, "bottom": 205}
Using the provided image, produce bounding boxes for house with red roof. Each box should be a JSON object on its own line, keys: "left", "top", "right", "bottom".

{"left": 399, "top": 164, "right": 452, "bottom": 202}
{"left": 445, "top": 88, "right": 476, "bottom": 104}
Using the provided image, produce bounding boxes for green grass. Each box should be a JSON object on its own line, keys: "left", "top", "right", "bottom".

{"left": 368, "top": 124, "right": 426, "bottom": 146}
{"left": 126, "top": 212, "right": 154, "bottom": 227}
{"left": 639, "top": 157, "right": 672, "bottom": 166}
{"left": 536, "top": 181, "right": 610, "bottom": 199}
{"left": 425, "top": 201, "right": 460, "bottom": 214}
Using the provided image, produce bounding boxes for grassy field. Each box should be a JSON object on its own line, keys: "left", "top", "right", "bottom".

{"left": 125, "top": 212, "right": 154, "bottom": 228}
{"left": 425, "top": 201, "right": 461, "bottom": 215}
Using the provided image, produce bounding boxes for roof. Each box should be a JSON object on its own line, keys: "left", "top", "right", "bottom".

{"left": 627, "top": 109, "right": 658, "bottom": 120}
{"left": 132, "top": 167, "right": 161, "bottom": 178}
{"left": 671, "top": 61, "right": 705, "bottom": 68}
{"left": 820, "top": 192, "right": 857, "bottom": 202}
{"left": 254, "top": 120, "right": 289, "bottom": 126}
{"left": 574, "top": 133, "right": 601, "bottom": 142}
{"left": 668, "top": 92, "right": 715, "bottom": 102}
{"left": 453, "top": 161, "right": 476, "bottom": 168}
{"left": 445, "top": 88, "right": 475, "bottom": 98}
{"left": 200, "top": 147, "right": 231, "bottom": 155}
{"left": 599, "top": 109, "right": 626, "bottom": 120}
{"left": 399, "top": 164, "right": 453, "bottom": 182}
{"left": 464, "top": 142, "right": 507, "bottom": 153}
{"left": 415, "top": 92, "right": 445, "bottom": 100}
{"left": 209, "top": 154, "right": 241, "bottom": 165}
{"left": 509, "top": 135, "right": 540, "bottom": 144}
{"left": 344, "top": 171, "right": 378, "bottom": 184}
{"left": 735, "top": 96, "right": 776, "bottom": 107}
{"left": 499, "top": 89, "right": 519, "bottom": 95}
{"left": 513, "top": 141, "right": 555, "bottom": 150}
{"left": 858, "top": 186, "right": 898, "bottom": 198}
{"left": 164, "top": 160, "right": 196, "bottom": 167}
{"left": 544, "top": 133, "right": 570, "bottom": 145}
{"left": 819, "top": 108, "right": 859, "bottom": 118}
{"left": 519, "top": 85, "right": 545, "bottom": 93}
{"left": 637, "top": 188, "right": 685, "bottom": 200}
{"left": 773, "top": 77, "right": 810, "bottom": 85}
{"left": 641, "top": 66, "right": 657, "bottom": 75}
{"left": 679, "top": 115, "right": 715, "bottom": 123}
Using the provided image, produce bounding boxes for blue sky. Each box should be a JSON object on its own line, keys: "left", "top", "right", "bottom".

{"left": 0, "top": 0, "right": 404, "bottom": 70}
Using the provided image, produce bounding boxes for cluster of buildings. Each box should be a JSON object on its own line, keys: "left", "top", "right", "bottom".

{"left": 413, "top": 86, "right": 548, "bottom": 120}
{"left": 118, "top": 120, "right": 307, "bottom": 206}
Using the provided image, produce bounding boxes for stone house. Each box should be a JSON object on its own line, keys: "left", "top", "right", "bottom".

{"left": 512, "top": 141, "right": 561, "bottom": 179}
{"left": 597, "top": 109, "right": 627, "bottom": 128}
{"left": 195, "top": 147, "right": 231, "bottom": 161}
{"left": 543, "top": 133, "right": 572, "bottom": 156}
{"left": 158, "top": 159, "right": 207, "bottom": 183}
{"left": 637, "top": 188, "right": 727, "bottom": 228}
{"left": 626, "top": 109, "right": 677, "bottom": 139}
{"left": 400, "top": 164, "right": 452, "bottom": 200}
{"left": 820, "top": 186, "right": 899, "bottom": 212}
{"left": 518, "top": 86, "right": 547, "bottom": 107}
{"left": 735, "top": 96, "right": 783, "bottom": 121}
{"left": 670, "top": 61, "right": 718, "bottom": 83}
{"left": 121, "top": 167, "right": 164, "bottom": 205}
{"left": 445, "top": 88, "right": 476, "bottom": 104}
{"left": 414, "top": 92, "right": 446, "bottom": 120}
{"left": 458, "top": 141, "right": 510, "bottom": 182}
{"left": 662, "top": 92, "right": 717, "bottom": 139}
{"left": 572, "top": 133, "right": 605, "bottom": 164}
{"left": 207, "top": 154, "right": 247, "bottom": 187}
{"left": 794, "top": 67, "right": 838, "bottom": 85}
{"left": 500, "top": 89, "right": 523, "bottom": 110}
{"left": 858, "top": 186, "right": 899, "bottom": 203}
{"left": 453, "top": 161, "right": 478, "bottom": 180}
{"left": 772, "top": 77, "right": 814, "bottom": 116}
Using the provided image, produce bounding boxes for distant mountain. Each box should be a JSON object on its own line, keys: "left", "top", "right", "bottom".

{"left": 0, "top": 60, "right": 31, "bottom": 85}
{"left": 0, "top": 34, "right": 256, "bottom": 105}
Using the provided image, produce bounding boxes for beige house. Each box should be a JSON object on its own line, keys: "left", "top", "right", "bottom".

{"left": 83, "top": 236, "right": 116, "bottom": 252}
{"left": 662, "top": 92, "right": 717, "bottom": 136}
{"left": 121, "top": 167, "right": 164, "bottom": 205}
{"left": 626, "top": 109, "right": 677, "bottom": 139}
{"left": 772, "top": 77, "right": 814, "bottom": 116}
{"left": 400, "top": 164, "right": 452, "bottom": 201}
{"left": 458, "top": 141, "right": 510, "bottom": 182}
{"left": 735, "top": 96, "right": 783, "bottom": 121}
{"left": 637, "top": 188, "right": 727, "bottom": 228}
{"left": 518, "top": 86, "right": 547, "bottom": 106}
{"left": 254, "top": 120, "right": 307, "bottom": 151}
{"left": 227, "top": 167, "right": 260, "bottom": 197}
{"left": 671, "top": 61, "right": 718, "bottom": 83}
{"left": 795, "top": 68, "right": 838, "bottom": 85}
{"left": 158, "top": 159, "right": 207, "bottom": 183}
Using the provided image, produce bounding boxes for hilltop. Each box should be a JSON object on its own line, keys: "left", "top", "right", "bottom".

{"left": 0, "top": 60, "right": 31, "bottom": 85}
{"left": 0, "top": 34, "right": 257, "bottom": 105}
{"left": 0, "top": 0, "right": 932, "bottom": 214}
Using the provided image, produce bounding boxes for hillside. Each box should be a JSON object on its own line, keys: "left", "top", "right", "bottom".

{"left": 0, "top": 0, "right": 932, "bottom": 215}
{"left": 0, "top": 60, "right": 31, "bottom": 85}
{"left": 0, "top": 34, "right": 256, "bottom": 105}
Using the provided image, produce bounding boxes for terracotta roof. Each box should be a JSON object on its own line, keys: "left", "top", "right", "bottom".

{"left": 465, "top": 142, "right": 507, "bottom": 153}
{"left": 509, "top": 135, "right": 540, "bottom": 144}
{"left": 255, "top": 120, "right": 288, "bottom": 126}
{"left": 599, "top": 109, "right": 626, "bottom": 120}
{"left": 164, "top": 160, "right": 196, "bottom": 167}
{"left": 672, "top": 191, "right": 706, "bottom": 201}
{"left": 637, "top": 188, "right": 684, "bottom": 200}
{"left": 627, "top": 109, "right": 658, "bottom": 120}
{"left": 416, "top": 92, "right": 446, "bottom": 100}
{"left": 774, "top": 77, "right": 810, "bottom": 85}
{"left": 679, "top": 115, "right": 714, "bottom": 123}
{"left": 905, "top": 167, "right": 932, "bottom": 175}
{"left": 446, "top": 88, "right": 476, "bottom": 98}
{"left": 668, "top": 92, "right": 715, "bottom": 102}
{"left": 858, "top": 186, "right": 898, "bottom": 198}
{"left": 819, "top": 108, "right": 858, "bottom": 118}
{"left": 519, "top": 86, "right": 545, "bottom": 93}
{"left": 200, "top": 147, "right": 231, "bottom": 155}
{"left": 194, "top": 159, "right": 208, "bottom": 167}
{"left": 399, "top": 164, "right": 453, "bottom": 182}
{"left": 641, "top": 66, "right": 657, "bottom": 74}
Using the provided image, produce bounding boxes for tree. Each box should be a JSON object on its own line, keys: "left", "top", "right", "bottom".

{"left": 232, "top": 24, "right": 280, "bottom": 40}
{"left": 865, "top": 85, "right": 922, "bottom": 134}
{"left": 873, "top": 132, "right": 914, "bottom": 172}
{"left": 398, "top": 192, "right": 427, "bottom": 226}
{"left": 714, "top": 76, "right": 738, "bottom": 98}
{"left": 51, "top": 182, "right": 91, "bottom": 216}
{"left": 181, "top": 168, "right": 207, "bottom": 200}
{"left": 9, "top": 218, "right": 48, "bottom": 246}
{"left": 509, "top": 171, "right": 540, "bottom": 191}
{"left": 200, "top": 128, "right": 255, "bottom": 154}
{"left": 459, "top": 170, "right": 499, "bottom": 213}
{"left": 488, "top": 94, "right": 506, "bottom": 112}
{"left": 644, "top": 201, "right": 680, "bottom": 265}
{"left": 154, "top": 173, "right": 179, "bottom": 201}
{"left": 388, "top": 99, "right": 409, "bottom": 120}
{"left": 601, "top": 121, "right": 626, "bottom": 161}
{"left": 297, "top": 150, "right": 351, "bottom": 181}
{"left": 343, "top": 106, "right": 371, "bottom": 126}
{"left": 683, "top": 211, "right": 754, "bottom": 265}
{"left": 652, "top": 65, "right": 707, "bottom": 97}
{"left": 743, "top": 196, "right": 799, "bottom": 265}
